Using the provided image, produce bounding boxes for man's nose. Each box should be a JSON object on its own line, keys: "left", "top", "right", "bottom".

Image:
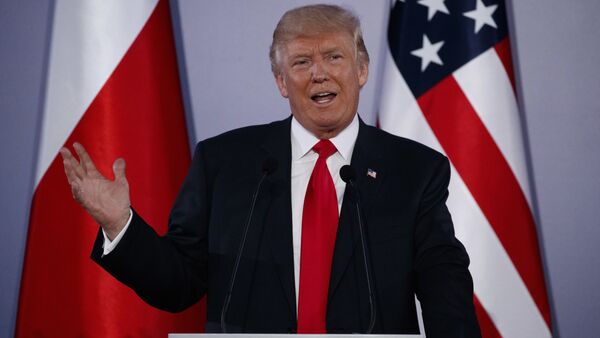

{"left": 310, "top": 61, "right": 329, "bottom": 83}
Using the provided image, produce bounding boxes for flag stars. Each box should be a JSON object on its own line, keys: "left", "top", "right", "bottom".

{"left": 463, "top": 0, "right": 498, "bottom": 33}
{"left": 411, "top": 35, "right": 445, "bottom": 72}
{"left": 417, "top": 0, "right": 450, "bottom": 21}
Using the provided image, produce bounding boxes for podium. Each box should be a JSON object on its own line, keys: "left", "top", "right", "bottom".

{"left": 169, "top": 335, "right": 423, "bottom": 337}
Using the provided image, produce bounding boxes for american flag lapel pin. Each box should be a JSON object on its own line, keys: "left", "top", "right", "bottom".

{"left": 367, "top": 168, "right": 377, "bottom": 179}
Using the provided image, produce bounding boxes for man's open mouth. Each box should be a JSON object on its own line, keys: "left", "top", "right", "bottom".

{"left": 311, "top": 92, "right": 337, "bottom": 104}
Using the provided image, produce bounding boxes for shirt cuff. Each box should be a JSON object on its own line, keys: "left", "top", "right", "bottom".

{"left": 101, "top": 209, "right": 133, "bottom": 257}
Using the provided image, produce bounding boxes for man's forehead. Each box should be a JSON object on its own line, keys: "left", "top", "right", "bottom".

{"left": 283, "top": 33, "right": 354, "bottom": 55}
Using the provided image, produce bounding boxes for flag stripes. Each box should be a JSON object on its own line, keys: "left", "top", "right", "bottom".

{"left": 380, "top": 0, "right": 552, "bottom": 335}
{"left": 418, "top": 71, "right": 550, "bottom": 326}
{"left": 446, "top": 142, "right": 549, "bottom": 337}
{"left": 473, "top": 295, "right": 501, "bottom": 338}
{"left": 379, "top": 39, "right": 551, "bottom": 336}
{"left": 453, "top": 46, "right": 532, "bottom": 206}
{"left": 35, "top": 0, "right": 159, "bottom": 186}
{"left": 17, "top": 1, "right": 204, "bottom": 336}
{"left": 493, "top": 38, "right": 516, "bottom": 91}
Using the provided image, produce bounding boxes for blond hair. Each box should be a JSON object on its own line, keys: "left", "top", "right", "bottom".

{"left": 269, "top": 4, "right": 370, "bottom": 75}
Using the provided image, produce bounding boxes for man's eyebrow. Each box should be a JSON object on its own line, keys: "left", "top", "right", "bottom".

{"left": 289, "top": 51, "right": 312, "bottom": 59}
{"left": 320, "top": 46, "right": 344, "bottom": 55}
{"left": 286, "top": 46, "right": 345, "bottom": 60}
{"left": 322, "top": 45, "right": 342, "bottom": 52}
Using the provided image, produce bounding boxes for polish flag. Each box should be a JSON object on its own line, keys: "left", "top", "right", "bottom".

{"left": 16, "top": 0, "right": 204, "bottom": 336}
{"left": 379, "top": 1, "right": 551, "bottom": 337}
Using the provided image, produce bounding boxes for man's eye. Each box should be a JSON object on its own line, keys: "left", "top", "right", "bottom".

{"left": 293, "top": 60, "right": 309, "bottom": 66}
{"left": 329, "top": 54, "right": 342, "bottom": 61}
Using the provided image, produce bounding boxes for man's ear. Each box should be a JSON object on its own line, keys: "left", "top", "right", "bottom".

{"left": 275, "top": 73, "right": 289, "bottom": 98}
{"left": 358, "top": 62, "right": 369, "bottom": 88}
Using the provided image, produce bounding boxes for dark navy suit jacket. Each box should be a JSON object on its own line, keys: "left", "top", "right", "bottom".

{"left": 92, "top": 117, "right": 481, "bottom": 337}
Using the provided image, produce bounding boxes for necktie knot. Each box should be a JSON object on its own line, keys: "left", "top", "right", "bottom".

{"left": 313, "top": 139, "right": 337, "bottom": 159}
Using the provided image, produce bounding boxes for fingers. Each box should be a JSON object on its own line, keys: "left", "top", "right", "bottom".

{"left": 113, "top": 158, "right": 127, "bottom": 183}
{"left": 59, "top": 146, "right": 74, "bottom": 166}
{"left": 59, "top": 147, "right": 84, "bottom": 183}
{"left": 60, "top": 147, "right": 84, "bottom": 201}
{"left": 73, "top": 142, "right": 99, "bottom": 175}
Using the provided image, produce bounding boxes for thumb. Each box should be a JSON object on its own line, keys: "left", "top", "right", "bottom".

{"left": 113, "top": 158, "right": 127, "bottom": 182}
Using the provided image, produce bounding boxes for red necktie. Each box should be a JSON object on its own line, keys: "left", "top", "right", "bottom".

{"left": 297, "top": 139, "right": 339, "bottom": 333}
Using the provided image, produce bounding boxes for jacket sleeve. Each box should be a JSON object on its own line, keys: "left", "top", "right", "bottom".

{"left": 413, "top": 156, "right": 481, "bottom": 338}
{"left": 91, "top": 142, "right": 211, "bottom": 313}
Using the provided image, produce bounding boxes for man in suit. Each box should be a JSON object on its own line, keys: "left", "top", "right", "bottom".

{"left": 60, "top": 4, "right": 481, "bottom": 337}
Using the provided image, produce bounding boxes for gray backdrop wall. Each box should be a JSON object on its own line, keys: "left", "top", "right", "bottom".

{"left": 1, "top": 1, "right": 599, "bottom": 337}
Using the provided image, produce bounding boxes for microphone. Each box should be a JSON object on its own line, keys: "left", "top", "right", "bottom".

{"left": 220, "top": 158, "right": 278, "bottom": 333}
{"left": 262, "top": 157, "right": 278, "bottom": 176}
{"left": 340, "top": 165, "right": 377, "bottom": 334}
{"left": 339, "top": 165, "right": 356, "bottom": 186}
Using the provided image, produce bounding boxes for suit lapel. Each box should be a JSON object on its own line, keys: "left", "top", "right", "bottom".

{"left": 259, "top": 117, "right": 297, "bottom": 319}
{"left": 329, "top": 119, "right": 385, "bottom": 298}
{"left": 254, "top": 117, "right": 386, "bottom": 319}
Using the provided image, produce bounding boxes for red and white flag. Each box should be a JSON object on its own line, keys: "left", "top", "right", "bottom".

{"left": 379, "top": 0, "right": 551, "bottom": 337}
{"left": 16, "top": 0, "right": 204, "bottom": 336}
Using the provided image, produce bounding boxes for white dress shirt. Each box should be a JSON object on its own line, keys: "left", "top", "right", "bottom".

{"left": 103, "top": 114, "right": 360, "bottom": 309}
{"left": 290, "top": 114, "right": 358, "bottom": 307}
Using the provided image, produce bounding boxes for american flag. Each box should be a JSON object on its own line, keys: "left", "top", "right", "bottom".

{"left": 378, "top": 0, "right": 552, "bottom": 336}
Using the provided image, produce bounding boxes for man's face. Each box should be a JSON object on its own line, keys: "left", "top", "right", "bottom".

{"left": 274, "top": 32, "right": 368, "bottom": 139}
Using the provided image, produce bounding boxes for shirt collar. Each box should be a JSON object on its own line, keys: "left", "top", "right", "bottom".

{"left": 291, "top": 113, "right": 359, "bottom": 161}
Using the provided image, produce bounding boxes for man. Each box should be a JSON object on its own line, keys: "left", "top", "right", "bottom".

{"left": 60, "top": 4, "right": 481, "bottom": 337}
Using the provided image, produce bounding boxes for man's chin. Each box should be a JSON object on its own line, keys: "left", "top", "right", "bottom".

{"left": 311, "top": 120, "right": 351, "bottom": 139}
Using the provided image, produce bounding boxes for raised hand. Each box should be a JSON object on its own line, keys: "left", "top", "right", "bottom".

{"left": 59, "top": 142, "right": 131, "bottom": 240}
